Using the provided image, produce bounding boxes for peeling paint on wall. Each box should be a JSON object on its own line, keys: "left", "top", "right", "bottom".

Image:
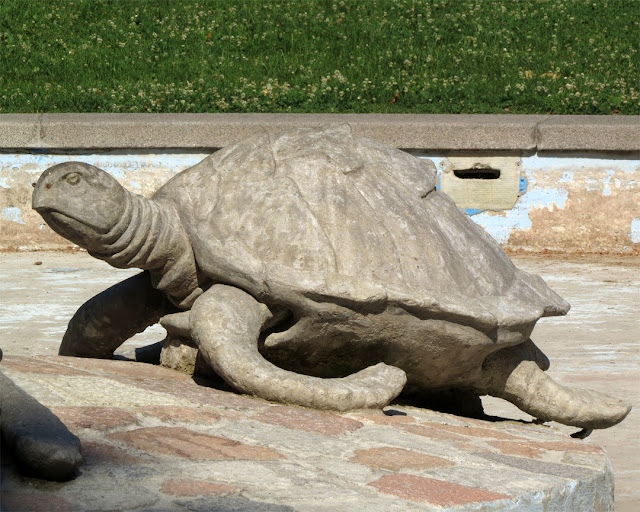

{"left": 506, "top": 154, "right": 640, "bottom": 252}
{"left": 631, "top": 219, "right": 640, "bottom": 244}
{"left": 421, "top": 152, "right": 639, "bottom": 252}
{"left": 1, "top": 150, "right": 639, "bottom": 253}
{"left": 2, "top": 207, "right": 25, "bottom": 224}
{"left": 467, "top": 186, "right": 570, "bottom": 245}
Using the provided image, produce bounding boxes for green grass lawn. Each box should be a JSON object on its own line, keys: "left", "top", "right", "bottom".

{"left": 1, "top": 0, "right": 638, "bottom": 114}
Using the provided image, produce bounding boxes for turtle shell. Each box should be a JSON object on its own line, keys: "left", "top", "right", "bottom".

{"left": 153, "top": 124, "right": 569, "bottom": 333}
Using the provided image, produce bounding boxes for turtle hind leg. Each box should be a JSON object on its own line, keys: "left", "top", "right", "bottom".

{"left": 478, "top": 340, "right": 631, "bottom": 430}
{"left": 190, "top": 284, "right": 407, "bottom": 411}
{"left": 59, "top": 271, "right": 167, "bottom": 358}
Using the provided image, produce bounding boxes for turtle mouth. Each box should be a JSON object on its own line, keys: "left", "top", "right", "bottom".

{"left": 37, "top": 208, "right": 111, "bottom": 235}
{"left": 35, "top": 208, "right": 112, "bottom": 251}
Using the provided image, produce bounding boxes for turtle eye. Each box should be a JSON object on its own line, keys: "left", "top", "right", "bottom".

{"left": 65, "top": 172, "right": 81, "bottom": 185}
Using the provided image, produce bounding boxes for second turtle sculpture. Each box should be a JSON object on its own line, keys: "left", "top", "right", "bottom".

{"left": 32, "top": 125, "right": 630, "bottom": 430}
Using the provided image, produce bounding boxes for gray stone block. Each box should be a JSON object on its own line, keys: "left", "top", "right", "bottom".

{"left": 538, "top": 115, "right": 640, "bottom": 152}
{"left": 0, "top": 114, "right": 41, "bottom": 147}
{"left": 1, "top": 113, "right": 639, "bottom": 153}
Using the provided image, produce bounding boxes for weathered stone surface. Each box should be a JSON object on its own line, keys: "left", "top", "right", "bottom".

{"left": 3, "top": 113, "right": 638, "bottom": 152}
{"left": 0, "top": 492, "right": 74, "bottom": 512}
{"left": 52, "top": 354, "right": 192, "bottom": 381}
{"left": 160, "top": 478, "right": 241, "bottom": 497}
{"left": 49, "top": 406, "right": 139, "bottom": 430}
{"left": 158, "top": 334, "right": 220, "bottom": 380}
{"left": 140, "top": 405, "right": 225, "bottom": 424}
{"left": 160, "top": 335, "right": 199, "bottom": 374}
{"left": 538, "top": 115, "right": 640, "bottom": 152}
{"left": 397, "top": 423, "right": 472, "bottom": 444}
{"left": 368, "top": 474, "right": 510, "bottom": 506}
{"left": 350, "top": 447, "right": 455, "bottom": 471}
{"left": 177, "top": 496, "right": 298, "bottom": 512}
{"left": 0, "top": 369, "right": 83, "bottom": 480}
{"left": 1, "top": 355, "right": 91, "bottom": 376}
{"left": 439, "top": 155, "right": 522, "bottom": 210}
{"left": 109, "top": 426, "right": 285, "bottom": 461}
{"left": 81, "top": 439, "right": 150, "bottom": 465}
{"left": 425, "top": 423, "right": 526, "bottom": 441}
{"left": 31, "top": 125, "right": 631, "bottom": 430}
{"left": 2, "top": 251, "right": 633, "bottom": 511}
{"left": 255, "top": 405, "right": 363, "bottom": 436}
{"left": 0, "top": 113, "right": 41, "bottom": 147}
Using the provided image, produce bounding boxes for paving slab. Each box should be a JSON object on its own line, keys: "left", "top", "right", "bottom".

{"left": 0, "top": 252, "right": 637, "bottom": 511}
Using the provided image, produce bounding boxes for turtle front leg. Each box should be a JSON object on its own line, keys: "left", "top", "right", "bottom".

{"left": 59, "top": 271, "right": 167, "bottom": 358}
{"left": 190, "top": 284, "right": 407, "bottom": 411}
{"left": 477, "top": 340, "right": 631, "bottom": 430}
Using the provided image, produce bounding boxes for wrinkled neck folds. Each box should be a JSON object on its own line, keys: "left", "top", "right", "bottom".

{"left": 90, "top": 192, "right": 201, "bottom": 309}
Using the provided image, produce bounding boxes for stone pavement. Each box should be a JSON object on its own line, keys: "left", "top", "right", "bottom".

{"left": 0, "top": 354, "right": 616, "bottom": 512}
{"left": 0, "top": 252, "right": 637, "bottom": 511}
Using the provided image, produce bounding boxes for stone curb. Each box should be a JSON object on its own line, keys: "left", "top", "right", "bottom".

{"left": 1, "top": 113, "right": 638, "bottom": 152}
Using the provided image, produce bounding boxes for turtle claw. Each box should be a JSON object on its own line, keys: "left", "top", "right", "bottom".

{"left": 570, "top": 428, "right": 594, "bottom": 439}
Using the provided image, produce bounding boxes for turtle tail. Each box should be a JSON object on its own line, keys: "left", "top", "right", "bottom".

{"left": 478, "top": 340, "right": 631, "bottom": 429}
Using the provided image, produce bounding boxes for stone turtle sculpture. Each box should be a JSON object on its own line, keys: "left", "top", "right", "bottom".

{"left": 32, "top": 125, "right": 630, "bottom": 430}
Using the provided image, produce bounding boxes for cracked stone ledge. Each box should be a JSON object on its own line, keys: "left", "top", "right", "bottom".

{"left": 0, "top": 113, "right": 638, "bottom": 153}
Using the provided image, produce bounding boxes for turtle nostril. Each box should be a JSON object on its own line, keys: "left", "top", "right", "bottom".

{"left": 45, "top": 183, "right": 52, "bottom": 189}
{"left": 31, "top": 182, "right": 36, "bottom": 188}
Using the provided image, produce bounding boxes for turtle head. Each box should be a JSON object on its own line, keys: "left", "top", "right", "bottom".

{"left": 32, "top": 162, "right": 129, "bottom": 250}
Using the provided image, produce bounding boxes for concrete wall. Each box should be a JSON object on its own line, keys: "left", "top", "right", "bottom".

{"left": 1, "top": 114, "right": 638, "bottom": 253}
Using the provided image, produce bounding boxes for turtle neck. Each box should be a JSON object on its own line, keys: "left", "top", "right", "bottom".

{"left": 90, "top": 191, "right": 202, "bottom": 309}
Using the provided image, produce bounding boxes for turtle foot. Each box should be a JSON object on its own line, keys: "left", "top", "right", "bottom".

{"left": 59, "top": 272, "right": 166, "bottom": 358}
{"left": 191, "top": 284, "right": 407, "bottom": 411}
{"left": 481, "top": 343, "right": 631, "bottom": 430}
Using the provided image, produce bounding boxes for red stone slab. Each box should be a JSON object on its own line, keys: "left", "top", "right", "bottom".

{"left": 255, "top": 405, "right": 363, "bottom": 436}
{"left": 528, "top": 440, "right": 605, "bottom": 455}
{"left": 49, "top": 406, "right": 139, "bottom": 431}
{"left": 487, "top": 438, "right": 605, "bottom": 459}
{"left": 369, "top": 474, "right": 510, "bottom": 507}
{"left": 139, "top": 405, "right": 226, "bottom": 424}
{"left": 1, "top": 355, "right": 90, "bottom": 376}
{"left": 352, "top": 411, "right": 418, "bottom": 425}
{"left": 119, "top": 375, "right": 270, "bottom": 411}
{"left": 397, "top": 423, "right": 472, "bottom": 444}
{"left": 351, "top": 447, "right": 455, "bottom": 471}
{"left": 160, "top": 478, "right": 241, "bottom": 497}
{"left": 488, "top": 441, "right": 544, "bottom": 458}
{"left": 50, "top": 356, "right": 191, "bottom": 382}
{"left": 109, "top": 426, "right": 285, "bottom": 461}
{"left": 81, "top": 440, "right": 150, "bottom": 465}
{"left": 0, "top": 493, "right": 73, "bottom": 512}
